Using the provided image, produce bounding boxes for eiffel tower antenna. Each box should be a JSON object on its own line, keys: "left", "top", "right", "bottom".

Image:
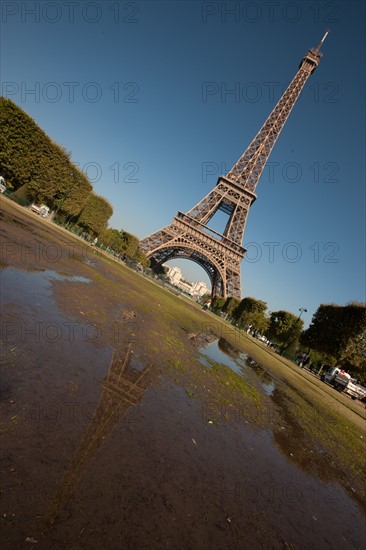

{"left": 140, "top": 33, "right": 329, "bottom": 299}
{"left": 315, "top": 29, "right": 330, "bottom": 52}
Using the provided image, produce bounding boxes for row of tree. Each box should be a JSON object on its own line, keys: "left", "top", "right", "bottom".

{"left": 98, "top": 227, "right": 149, "bottom": 266}
{"left": 0, "top": 98, "right": 148, "bottom": 263}
{"left": 211, "top": 295, "right": 303, "bottom": 349}
{"left": 0, "top": 98, "right": 112, "bottom": 236}
{"left": 210, "top": 296, "right": 366, "bottom": 383}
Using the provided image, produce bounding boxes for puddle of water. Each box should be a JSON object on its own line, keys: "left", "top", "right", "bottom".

{"left": 199, "top": 337, "right": 366, "bottom": 514}
{"left": 0, "top": 268, "right": 91, "bottom": 316}
{"left": 130, "top": 357, "right": 147, "bottom": 372}
{"left": 200, "top": 340, "right": 242, "bottom": 375}
{"left": 199, "top": 338, "right": 275, "bottom": 396}
{"left": 84, "top": 257, "right": 98, "bottom": 268}
{"left": 42, "top": 269, "right": 91, "bottom": 284}
{"left": 261, "top": 380, "right": 275, "bottom": 396}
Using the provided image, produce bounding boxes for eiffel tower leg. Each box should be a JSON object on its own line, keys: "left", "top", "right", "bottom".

{"left": 225, "top": 266, "right": 242, "bottom": 300}
{"left": 212, "top": 272, "right": 223, "bottom": 297}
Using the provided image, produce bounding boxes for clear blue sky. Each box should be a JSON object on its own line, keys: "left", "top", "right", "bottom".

{"left": 1, "top": 1, "right": 365, "bottom": 327}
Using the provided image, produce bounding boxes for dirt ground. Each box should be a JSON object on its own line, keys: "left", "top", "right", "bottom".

{"left": 0, "top": 197, "right": 365, "bottom": 549}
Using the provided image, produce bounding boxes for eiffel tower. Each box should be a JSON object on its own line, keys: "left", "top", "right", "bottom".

{"left": 40, "top": 344, "right": 155, "bottom": 528}
{"left": 140, "top": 32, "right": 329, "bottom": 299}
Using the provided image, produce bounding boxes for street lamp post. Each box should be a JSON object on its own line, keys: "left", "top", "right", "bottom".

{"left": 298, "top": 307, "right": 307, "bottom": 319}
{"left": 281, "top": 307, "right": 307, "bottom": 355}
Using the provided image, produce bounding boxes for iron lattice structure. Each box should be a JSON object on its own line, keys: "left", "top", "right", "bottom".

{"left": 140, "top": 33, "right": 329, "bottom": 299}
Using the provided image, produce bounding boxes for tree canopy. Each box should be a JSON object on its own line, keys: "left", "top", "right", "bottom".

{"left": 211, "top": 296, "right": 226, "bottom": 311}
{"left": 222, "top": 297, "right": 241, "bottom": 318}
{"left": 98, "top": 228, "right": 149, "bottom": 265}
{"left": 267, "top": 310, "right": 304, "bottom": 350}
{"left": 235, "top": 297, "right": 268, "bottom": 331}
{"left": 78, "top": 194, "right": 113, "bottom": 236}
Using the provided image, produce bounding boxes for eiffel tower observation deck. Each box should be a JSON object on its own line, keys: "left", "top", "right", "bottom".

{"left": 140, "top": 32, "right": 329, "bottom": 300}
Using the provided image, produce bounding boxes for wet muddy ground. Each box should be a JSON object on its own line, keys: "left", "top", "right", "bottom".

{"left": 0, "top": 198, "right": 365, "bottom": 549}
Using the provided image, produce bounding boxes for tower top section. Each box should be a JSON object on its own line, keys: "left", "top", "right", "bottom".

{"left": 226, "top": 32, "right": 329, "bottom": 192}
{"left": 299, "top": 29, "right": 330, "bottom": 74}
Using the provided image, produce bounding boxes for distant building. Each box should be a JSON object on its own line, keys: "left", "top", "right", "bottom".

{"left": 191, "top": 281, "right": 209, "bottom": 297}
{"left": 178, "top": 281, "right": 193, "bottom": 294}
{"left": 165, "top": 265, "right": 210, "bottom": 298}
{"left": 166, "top": 265, "right": 182, "bottom": 284}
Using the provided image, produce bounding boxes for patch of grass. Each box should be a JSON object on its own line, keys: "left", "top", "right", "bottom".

{"left": 163, "top": 335, "right": 185, "bottom": 351}
{"left": 288, "top": 385, "right": 365, "bottom": 476}
{"left": 203, "top": 356, "right": 262, "bottom": 404}
{"left": 171, "top": 358, "right": 185, "bottom": 373}
{"left": 0, "top": 213, "right": 29, "bottom": 230}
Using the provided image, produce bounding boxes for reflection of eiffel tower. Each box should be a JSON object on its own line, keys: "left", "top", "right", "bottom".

{"left": 42, "top": 344, "right": 155, "bottom": 527}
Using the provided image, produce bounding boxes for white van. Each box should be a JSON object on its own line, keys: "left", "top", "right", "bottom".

{"left": 320, "top": 367, "right": 341, "bottom": 384}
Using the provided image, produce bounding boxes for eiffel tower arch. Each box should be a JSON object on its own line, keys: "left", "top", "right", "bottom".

{"left": 140, "top": 33, "right": 329, "bottom": 300}
{"left": 140, "top": 179, "right": 257, "bottom": 298}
